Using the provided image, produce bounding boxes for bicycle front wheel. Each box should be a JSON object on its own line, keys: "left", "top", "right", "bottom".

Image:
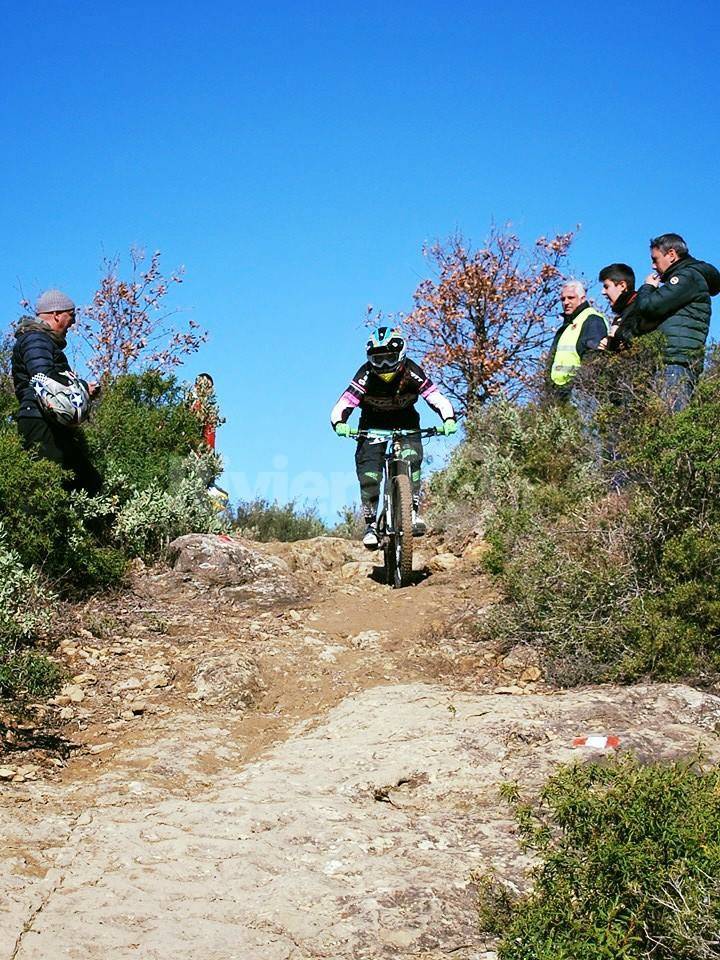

{"left": 391, "top": 473, "right": 414, "bottom": 588}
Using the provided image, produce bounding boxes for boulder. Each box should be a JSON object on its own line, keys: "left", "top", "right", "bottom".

{"left": 168, "top": 534, "right": 289, "bottom": 586}
{"left": 271, "top": 537, "right": 362, "bottom": 573}
{"left": 190, "top": 651, "right": 262, "bottom": 709}
{"left": 340, "top": 560, "right": 374, "bottom": 580}
{"left": 429, "top": 552, "right": 461, "bottom": 573}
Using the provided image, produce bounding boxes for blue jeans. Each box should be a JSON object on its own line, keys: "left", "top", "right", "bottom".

{"left": 654, "top": 364, "right": 698, "bottom": 413}
{"left": 569, "top": 388, "right": 603, "bottom": 463}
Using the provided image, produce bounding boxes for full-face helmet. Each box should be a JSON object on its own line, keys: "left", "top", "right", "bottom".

{"left": 31, "top": 371, "right": 90, "bottom": 426}
{"left": 366, "top": 326, "right": 406, "bottom": 374}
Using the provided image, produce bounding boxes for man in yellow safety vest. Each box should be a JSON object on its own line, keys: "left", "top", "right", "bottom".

{"left": 548, "top": 281, "right": 608, "bottom": 402}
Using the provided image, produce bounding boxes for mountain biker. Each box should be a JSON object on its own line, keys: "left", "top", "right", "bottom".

{"left": 331, "top": 326, "right": 457, "bottom": 549}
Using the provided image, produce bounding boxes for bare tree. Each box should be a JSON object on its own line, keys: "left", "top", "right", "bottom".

{"left": 403, "top": 226, "right": 576, "bottom": 414}
{"left": 80, "top": 247, "right": 207, "bottom": 379}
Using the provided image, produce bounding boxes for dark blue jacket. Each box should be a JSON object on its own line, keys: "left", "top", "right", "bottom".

{"left": 11, "top": 317, "right": 73, "bottom": 419}
{"left": 636, "top": 257, "right": 720, "bottom": 367}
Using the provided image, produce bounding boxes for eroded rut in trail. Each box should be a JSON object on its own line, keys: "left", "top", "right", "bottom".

{"left": 2, "top": 535, "right": 720, "bottom": 960}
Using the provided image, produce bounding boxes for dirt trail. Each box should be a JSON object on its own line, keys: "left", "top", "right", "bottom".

{"left": 2, "top": 536, "right": 720, "bottom": 959}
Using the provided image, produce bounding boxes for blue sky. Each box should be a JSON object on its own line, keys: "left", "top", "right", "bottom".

{"left": 3, "top": 1, "right": 719, "bottom": 519}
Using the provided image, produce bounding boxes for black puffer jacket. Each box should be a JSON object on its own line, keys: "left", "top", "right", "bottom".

{"left": 11, "top": 317, "right": 73, "bottom": 419}
{"left": 635, "top": 256, "right": 720, "bottom": 366}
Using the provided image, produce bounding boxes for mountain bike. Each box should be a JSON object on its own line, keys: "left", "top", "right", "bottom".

{"left": 343, "top": 426, "right": 441, "bottom": 589}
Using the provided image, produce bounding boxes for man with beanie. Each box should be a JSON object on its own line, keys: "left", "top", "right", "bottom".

{"left": 12, "top": 289, "right": 101, "bottom": 493}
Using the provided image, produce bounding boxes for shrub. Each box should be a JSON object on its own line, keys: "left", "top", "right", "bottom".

{"left": 479, "top": 754, "right": 720, "bottom": 960}
{"left": 0, "top": 524, "right": 55, "bottom": 644}
{"left": 330, "top": 505, "right": 365, "bottom": 540}
{"left": 0, "top": 524, "right": 60, "bottom": 701}
{"left": 232, "top": 498, "right": 328, "bottom": 542}
{"left": 0, "top": 427, "right": 122, "bottom": 590}
{"left": 85, "top": 370, "right": 204, "bottom": 492}
{"left": 0, "top": 426, "right": 71, "bottom": 562}
{"left": 0, "top": 651, "right": 62, "bottom": 701}
{"left": 114, "top": 450, "right": 227, "bottom": 557}
{"left": 626, "top": 374, "right": 720, "bottom": 541}
{"left": 478, "top": 495, "right": 641, "bottom": 685}
{"left": 429, "top": 339, "right": 720, "bottom": 686}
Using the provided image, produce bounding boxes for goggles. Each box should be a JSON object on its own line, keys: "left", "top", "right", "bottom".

{"left": 367, "top": 337, "right": 405, "bottom": 370}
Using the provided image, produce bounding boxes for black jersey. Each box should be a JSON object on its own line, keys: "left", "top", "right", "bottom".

{"left": 331, "top": 359, "right": 454, "bottom": 430}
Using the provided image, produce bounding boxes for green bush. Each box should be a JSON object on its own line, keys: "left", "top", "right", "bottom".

{"left": 233, "top": 498, "right": 328, "bottom": 542}
{"left": 330, "top": 504, "right": 365, "bottom": 540}
{"left": 0, "top": 427, "right": 73, "bottom": 567}
{"left": 431, "top": 342, "right": 720, "bottom": 685}
{"left": 0, "top": 523, "right": 61, "bottom": 701}
{"left": 86, "top": 370, "right": 204, "bottom": 491}
{"left": 479, "top": 754, "right": 720, "bottom": 960}
{"left": 114, "top": 450, "right": 227, "bottom": 556}
{"left": 619, "top": 522, "right": 720, "bottom": 681}
{"left": 428, "top": 400, "right": 592, "bottom": 524}
{"left": 0, "top": 524, "right": 55, "bottom": 644}
{"left": 627, "top": 374, "right": 720, "bottom": 541}
{"left": 0, "top": 651, "right": 62, "bottom": 701}
{"left": 0, "top": 428, "right": 125, "bottom": 591}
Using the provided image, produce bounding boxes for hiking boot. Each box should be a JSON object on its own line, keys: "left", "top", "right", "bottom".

{"left": 412, "top": 509, "right": 427, "bottom": 537}
{"left": 362, "top": 523, "right": 379, "bottom": 550}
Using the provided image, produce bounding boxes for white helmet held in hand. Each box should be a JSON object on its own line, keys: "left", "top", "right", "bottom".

{"left": 30, "top": 372, "right": 90, "bottom": 426}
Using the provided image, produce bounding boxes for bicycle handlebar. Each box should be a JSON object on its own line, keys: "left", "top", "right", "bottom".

{"left": 343, "top": 426, "right": 442, "bottom": 440}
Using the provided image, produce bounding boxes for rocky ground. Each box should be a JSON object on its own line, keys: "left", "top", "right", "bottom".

{"left": 2, "top": 532, "right": 720, "bottom": 959}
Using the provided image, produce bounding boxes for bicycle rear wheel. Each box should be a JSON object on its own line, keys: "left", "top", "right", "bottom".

{"left": 391, "top": 473, "right": 413, "bottom": 588}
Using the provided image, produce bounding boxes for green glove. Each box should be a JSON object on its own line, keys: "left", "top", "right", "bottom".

{"left": 441, "top": 418, "right": 458, "bottom": 436}
{"left": 335, "top": 422, "right": 350, "bottom": 437}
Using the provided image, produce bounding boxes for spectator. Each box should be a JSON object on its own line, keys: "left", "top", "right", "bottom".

{"left": 548, "top": 280, "right": 608, "bottom": 402}
{"left": 190, "top": 372, "right": 224, "bottom": 450}
{"left": 597, "top": 263, "right": 639, "bottom": 352}
{"left": 189, "top": 372, "right": 228, "bottom": 506}
{"left": 635, "top": 233, "right": 720, "bottom": 412}
{"left": 12, "top": 289, "right": 101, "bottom": 493}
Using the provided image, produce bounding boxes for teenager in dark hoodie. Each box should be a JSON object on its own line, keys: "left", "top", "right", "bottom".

{"left": 597, "top": 263, "right": 639, "bottom": 352}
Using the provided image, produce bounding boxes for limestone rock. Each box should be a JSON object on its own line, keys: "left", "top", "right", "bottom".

{"left": 463, "top": 540, "right": 490, "bottom": 563}
{"left": 340, "top": 560, "right": 374, "bottom": 580}
{"left": 430, "top": 552, "right": 461, "bottom": 572}
{"left": 274, "top": 536, "right": 362, "bottom": 574}
{"left": 61, "top": 685, "right": 85, "bottom": 704}
{"left": 168, "top": 534, "right": 290, "bottom": 586}
{"left": 3, "top": 683, "right": 719, "bottom": 959}
{"left": 190, "top": 651, "right": 262, "bottom": 709}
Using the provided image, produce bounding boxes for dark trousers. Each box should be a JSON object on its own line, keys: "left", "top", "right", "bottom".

{"left": 17, "top": 418, "right": 102, "bottom": 495}
{"left": 654, "top": 363, "right": 698, "bottom": 413}
{"left": 355, "top": 435, "right": 423, "bottom": 520}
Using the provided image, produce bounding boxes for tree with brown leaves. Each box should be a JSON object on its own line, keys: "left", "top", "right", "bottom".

{"left": 402, "top": 227, "right": 576, "bottom": 414}
{"left": 79, "top": 248, "right": 207, "bottom": 380}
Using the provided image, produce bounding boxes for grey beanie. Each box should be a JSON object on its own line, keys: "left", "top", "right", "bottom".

{"left": 35, "top": 289, "right": 76, "bottom": 314}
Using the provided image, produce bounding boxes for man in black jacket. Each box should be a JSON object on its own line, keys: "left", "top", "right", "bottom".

{"left": 635, "top": 233, "right": 720, "bottom": 411}
{"left": 12, "top": 289, "right": 101, "bottom": 493}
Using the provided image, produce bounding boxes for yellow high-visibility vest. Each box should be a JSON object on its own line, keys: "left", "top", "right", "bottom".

{"left": 550, "top": 308, "right": 608, "bottom": 386}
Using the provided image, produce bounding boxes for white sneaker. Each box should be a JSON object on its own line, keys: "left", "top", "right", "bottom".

{"left": 412, "top": 510, "right": 426, "bottom": 536}
{"left": 362, "top": 523, "right": 379, "bottom": 550}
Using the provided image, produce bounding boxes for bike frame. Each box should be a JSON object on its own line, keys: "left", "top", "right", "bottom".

{"left": 349, "top": 426, "right": 439, "bottom": 544}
